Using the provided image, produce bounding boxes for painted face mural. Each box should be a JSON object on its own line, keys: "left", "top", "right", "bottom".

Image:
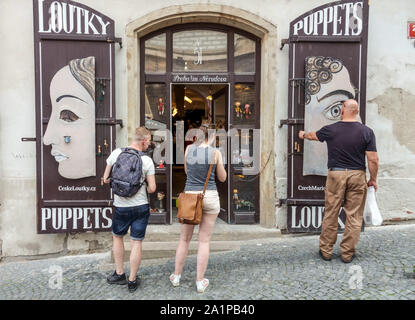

{"left": 43, "top": 56, "right": 96, "bottom": 179}
{"left": 303, "top": 56, "right": 360, "bottom": 176}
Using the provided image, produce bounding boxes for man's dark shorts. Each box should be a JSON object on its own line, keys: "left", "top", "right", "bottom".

{"left": 112, "top": 204, "right": 150, "bottom": 241}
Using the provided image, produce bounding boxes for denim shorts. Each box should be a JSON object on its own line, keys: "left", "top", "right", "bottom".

{"left": 112, "top": 204, "right": 150, "bottom": 241}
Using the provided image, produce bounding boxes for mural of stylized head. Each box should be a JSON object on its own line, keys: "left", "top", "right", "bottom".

{"left": 43, "top": 56, "right": 96, "bottom": 179}
{"left": 303, "top": 56, "right": 358, "bottom": 176}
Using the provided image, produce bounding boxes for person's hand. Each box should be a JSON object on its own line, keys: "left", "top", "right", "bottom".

{"left": 298, "top": 130, "right": 305, "bottom": 139}
{"left": 367, "top": 179, "right": 378, "bottom": 191}
{"left": 101, "top": 177, "right": 110, "bottom": 185}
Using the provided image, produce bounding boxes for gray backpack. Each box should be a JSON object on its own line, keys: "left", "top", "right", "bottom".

{"left": 110, "top": 148, "right": 146, "bottom": 197}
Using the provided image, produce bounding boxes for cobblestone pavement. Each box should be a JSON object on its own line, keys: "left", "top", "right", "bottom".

{"left": 0, "top": 224, "right": 414, "bottom": 300}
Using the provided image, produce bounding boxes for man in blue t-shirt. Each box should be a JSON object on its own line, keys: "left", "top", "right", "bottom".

{"left": 299, "top": 99, "right": 379, "bottom": 263}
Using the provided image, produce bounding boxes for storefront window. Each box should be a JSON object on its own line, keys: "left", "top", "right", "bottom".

{"left": 145, "top": 84, "right": 168, "bottom": 125}
{"left": 149, "top": 175, "right": 168, "bottom": 214}
{"left": 230, "top": 129, "right": 255, "bottom": 168}
{"left": 144, "top": 84, "right": 169, "bottom": 167}
{"left": 145, "top": 33, "right": 166, "bottom": 73}
{"left": 173, "top": 30, "right": 227, "bottom": 72}
{"left": 233, "top": 84, "right": 256, "bottom": 126}
{"left": 232, "top": 174, "right": 257, "bottom": 212}
{"left": 234, "top": 34, "right": 255, "bottom": 73}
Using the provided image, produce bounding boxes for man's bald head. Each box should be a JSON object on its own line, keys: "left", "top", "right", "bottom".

{"left": 342, "top": 99, "right": 359, "bottom": 119}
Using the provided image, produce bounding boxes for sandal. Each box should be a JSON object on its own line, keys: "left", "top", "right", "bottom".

{"left": 169, "top": 273, "right": 181, "bottom": 287}
{"left": 196, "top": 278, "right": 209, "bottom": 293}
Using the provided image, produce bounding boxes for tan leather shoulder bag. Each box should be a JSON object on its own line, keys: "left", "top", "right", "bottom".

{"left": 177, "top": 151, "right": 215, "bottom": 225}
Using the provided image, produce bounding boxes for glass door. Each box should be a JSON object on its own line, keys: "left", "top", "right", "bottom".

{"left": 229, "top": 84, "right": 260, "bottom": 223}
{"left": 143, "top": 83, "right": 171, "bottom": 224}
{"left": 212, "top": 86, "right": 229, "bottom": 223}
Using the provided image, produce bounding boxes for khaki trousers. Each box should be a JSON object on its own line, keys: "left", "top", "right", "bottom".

{"left": 319, "top": 170, "right": 367, "bottom": 260}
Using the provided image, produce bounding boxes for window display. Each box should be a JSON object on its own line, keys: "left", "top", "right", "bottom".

{"left": 232, "top": 174, "right": 257, "bottom": 212}
{"left": 233, "top": 84, "right": 255, "bottom": 126}
{"left": 149, "top": 175, "right": 167, "bottom": 214}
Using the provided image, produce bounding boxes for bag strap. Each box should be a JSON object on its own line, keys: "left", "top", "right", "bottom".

{"left": 202, "top": 150, "right": 216, "bottom": 196}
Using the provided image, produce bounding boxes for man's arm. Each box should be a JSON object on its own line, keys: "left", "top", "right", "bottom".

{"left": 298, "top": 130, "right": 319, "bottom": 141}
{"left": 366, "top": 151, "right": 379, "bottom": 191}
{"left": 146, "top": 174, "right": 156, "bottom": 193}
{"left": 101, "top": 164, "right": 112, "bottom": 184}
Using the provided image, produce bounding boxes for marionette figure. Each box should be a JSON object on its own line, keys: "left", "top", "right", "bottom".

{"left": 234, "top": 101, "right": 242, "bottom": 118}
{"left": 158, "top": 97, "right": 165, "bottom": 116}
{"left": 244, "top": 103, "right": 251, "bottom": 120}
{"left": 240, "top": 200, "right": 254, "bottom": 211}
{"left": 233, "top": 189, "right": 240, "bottom": 210}
{"left": 155, "top": 192, "right": 166, "bottom": 212}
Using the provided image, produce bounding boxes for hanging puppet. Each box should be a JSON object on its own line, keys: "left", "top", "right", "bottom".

{"left": 244, "top": 103, "right": 251, "bottom": 120}
{"left": 234, "top": 101, "right": 242, "bottom": 118}
{"left": 233, "top": 189, "right": 240, "bottom": 209}
{"left": 158, "top": 97, "right": 165, "bottom": 116}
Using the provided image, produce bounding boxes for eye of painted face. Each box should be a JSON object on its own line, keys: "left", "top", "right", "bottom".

{"left": 323, "top": 102, "right": 342, "bottom": 121}
{"left": 60, "top": 109, "right": 80, "bottom": 122}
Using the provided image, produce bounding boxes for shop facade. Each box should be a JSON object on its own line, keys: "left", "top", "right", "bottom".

{"left": 0, "top": 0, "right": 414, "bottom": 258}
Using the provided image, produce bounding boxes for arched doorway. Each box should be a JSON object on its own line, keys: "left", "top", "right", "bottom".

{"left": 126, "top": 6, "right": 277, "bottom": 227}
{"left": 141, "top": 24, "right": 260, "bottom": 224}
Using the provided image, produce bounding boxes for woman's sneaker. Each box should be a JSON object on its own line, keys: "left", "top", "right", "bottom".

{"left": 106, "top": 271, "right": 127, "bottom": 285}
{"left": 196, "top": 278, "right": 209, "bottom": 293}
{"left": 169, "top": 274, "right": 181, "bottom": 287}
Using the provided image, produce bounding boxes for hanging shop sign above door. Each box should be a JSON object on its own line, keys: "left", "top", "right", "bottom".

{"left": 292, "top": 1, "right": 364, "bottom": 37}
{"left": 32, "top": 0, "right": 121, "bottom": 234}
{"left": 281, "top": 0, "right": 370, "bottom": 233}
{"left": 36, "top": 0, "right": 112, "bottom": 35}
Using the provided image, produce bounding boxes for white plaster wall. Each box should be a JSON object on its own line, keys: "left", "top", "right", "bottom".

{"left": 0, "top": 0, "right": 414, "bottom": 257}
{"left": 365, "top": 0, "right": 415, "bottom": 221}
{"left": 0, "top": 0, "right": 66, "bottom": 257}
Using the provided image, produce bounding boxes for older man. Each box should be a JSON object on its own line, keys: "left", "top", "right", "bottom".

{"left": 299, "top": 99, "right": 379, "bottom": 263}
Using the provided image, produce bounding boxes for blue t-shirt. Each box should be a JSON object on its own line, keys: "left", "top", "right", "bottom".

{"left": 316, "top": 121, "right": 377, "bottom": 171}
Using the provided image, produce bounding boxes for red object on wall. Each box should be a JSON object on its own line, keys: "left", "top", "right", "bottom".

{"left": 408, "top": 22, "right": 415, "bottom": 39}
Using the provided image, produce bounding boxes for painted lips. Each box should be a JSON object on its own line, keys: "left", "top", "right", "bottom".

{"left": 51, "top": 150, "right": 69, "bottom": 162}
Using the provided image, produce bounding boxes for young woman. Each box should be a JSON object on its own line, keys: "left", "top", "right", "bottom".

{"left": 170, "top": 121, "right": 227, "bottom": 293}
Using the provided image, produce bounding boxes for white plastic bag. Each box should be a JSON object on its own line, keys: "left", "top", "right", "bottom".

{"left": 363, "top": 186, "right": 383, "bottom": 226}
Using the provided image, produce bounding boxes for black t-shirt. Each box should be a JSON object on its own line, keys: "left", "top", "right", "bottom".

{"left": 316, "top": 121, "right": 377, "bottom": 170}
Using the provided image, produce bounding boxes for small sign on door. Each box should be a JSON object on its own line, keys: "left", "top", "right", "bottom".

{"left": 408, "top": 22, "right": 415, "bottom": 39}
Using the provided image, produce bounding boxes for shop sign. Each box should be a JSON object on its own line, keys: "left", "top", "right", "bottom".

{"left": 171, "top": 74, "right": 228, "bottom": 83}
{"left": 285, "top": 0, "right": 370, "bottom": 233}
{"left": 37, "top": 0, "right": 112, "bottom": 35}
{"left": 33, "top": 0, "right": 119, "bottom": 233}
{"left": 408, "top": 22, "right": 415, "bottom": 39}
